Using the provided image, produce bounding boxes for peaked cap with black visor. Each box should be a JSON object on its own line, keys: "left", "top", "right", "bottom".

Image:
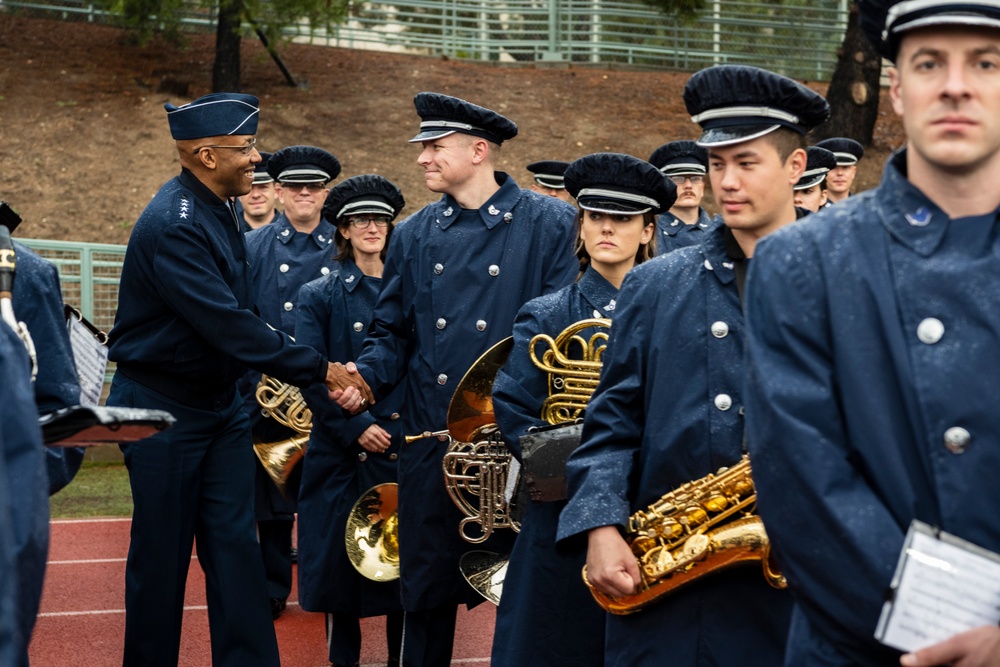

{"left": 648, "top": 140, "right": 709, "bottom": 176}
{"left": 323, "top": 174, "right": 406, "bottom": 223}
{"left": 408, "top": 92, "right": 519, "bottom": 145}
{"left": 564, "top": 153, "right": 677, "bottom": 216}
{"left": 795, "top": 147, "right": 838, "bottom": 190}
{"left": 527, "top": 160, "right": 571, "bottom": 189}
{"left": 859, "top": 0, "right": 1000, "bottom": 62}
{"left": 684, "top": 65, "right": 830, "bottom": 147}
{"left": 266, "top": 145, "right": 342, "bottom": 184}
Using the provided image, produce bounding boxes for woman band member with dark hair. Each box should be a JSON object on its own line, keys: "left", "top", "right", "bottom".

{"left": 489, "top": 153, "right": 674, "bottom": 667}
{"left": 295, "top": 174, "right": 406, "bottom": 667}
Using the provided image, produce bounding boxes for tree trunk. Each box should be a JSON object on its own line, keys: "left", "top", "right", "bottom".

{"left": 213, "top": 0, "right": 243, "bottom": 92}
{"left": 813, "top": 2, "right": 882, "bottom": 146}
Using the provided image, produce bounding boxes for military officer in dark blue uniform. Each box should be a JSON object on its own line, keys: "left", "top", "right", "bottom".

{"left": 334, "top": 92, "right": 578, "bottom": 667}
{"left": 490, "top": 153, "right": 673, "bottom": 667}
{"left": 242, "top": 144, "right": 341, "bottom": 619}
{"left": 815, "top": 136, "right": 864, "bottom": 204}
{"left": 237, "top": 151, "right": 278, "bottom": 232}
{"left": 558, "top": 66, "right": 829, "bottom": 667}
{"left": 647, "top": 140, "right": 715, "bottom": 254}
{"left": 792, "top": 145, "right": 837, "bottom": 212}
{"left": 526, "top": 159, "right": 574, "bottom": 203}
{"left": 106, "top": 93, "right": 368, "bottom": 667}
{"left": 296, "top": 174, "right": 407, "bottom": 667}
{"left": 746, "top": 3, "right": 1000, "bottom": 666}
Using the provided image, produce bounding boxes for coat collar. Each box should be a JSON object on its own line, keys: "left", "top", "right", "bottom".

{"left": 657, "top": 208, "right": 713, "bottom": 237}
{"left": 578, "top": 265, "right": 620, "bottom": 317}
{"left": 874, "top": 150, "right": 979, "bottom": 258}
{"left": 337, "top": 259, "right": 364, "bottom": 293}
{"left": 271, "top": 214, "right": 336, "bottom": 250}
{"left": 437, "top": 172, "right": 520, "bottom": 230}
{"left": 698, "top": 220, "right": 738, "bottom": 286}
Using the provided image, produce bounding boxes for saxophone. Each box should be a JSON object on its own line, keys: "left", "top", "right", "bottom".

{"left": 583, "top": 455, "right": 786, "bottom": 615}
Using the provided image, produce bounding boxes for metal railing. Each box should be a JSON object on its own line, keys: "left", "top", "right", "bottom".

{"left": 4, "top": 0, "right": 849, "bottom": 80}
{"left": 18, "top": 238, "right": 126, "bottom": 335}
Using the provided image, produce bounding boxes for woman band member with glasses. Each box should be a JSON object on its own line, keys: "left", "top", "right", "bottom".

{"left": 647, "top": 140, "right": 717, "bottom": 256}
{"left": 489, "top": 153, "right": 674, "bottom": 667}
{"left": 295, "top": 174, "right": 407, "bottom": 667}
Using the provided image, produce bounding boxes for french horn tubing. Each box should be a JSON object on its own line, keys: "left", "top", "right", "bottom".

{"left": 254, "top": 374, "right": 312, "bottom": 495}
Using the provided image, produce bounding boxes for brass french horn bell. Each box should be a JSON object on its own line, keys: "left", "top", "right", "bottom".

{"left": 459, "top": 551, "right": 508, "bottom": 605}
{"left": 346, "top": 482, "right": 401, "bottom": 582}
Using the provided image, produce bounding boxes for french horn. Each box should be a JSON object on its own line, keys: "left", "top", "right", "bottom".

{"left": 346, "top": 482, "right": 400, "bottom": 582}
{"left": 254, "top": 374, "right": 311, "bottom": 494}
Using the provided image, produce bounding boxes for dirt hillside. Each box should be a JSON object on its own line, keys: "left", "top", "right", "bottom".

{"left": 0, "top": 13, "right": 905, "bottom": 244}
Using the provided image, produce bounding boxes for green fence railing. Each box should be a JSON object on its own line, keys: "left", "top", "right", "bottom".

{"left": 3, "top": 0, "right": 849, "bottom": 80}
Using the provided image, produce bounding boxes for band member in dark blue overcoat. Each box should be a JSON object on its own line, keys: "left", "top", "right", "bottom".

{"left": 814, "top": 136, "right": 863, "bottom": 205}
{"left": 237, "top": 152, "right": 279, "bottom": 232}
{"left": 0, "top": 261, "right": 48, "bottom": 667}
{"left": 746, "top": 3, "right": 1000, "bottom": 665}
{"left": 11, "top": 241, "right": 84, "bottom": 494}
{"left": 242, "top": 144, "right": 342, "bottom": 618}
{"left": 791, "top": 146, "right": 836, "bottom": 213}
{"left": 490, "top": 153, "right": 673, "bottom": 667}
{"left": 648, "top": 140, "right": 716, "bottom": 254}
{"left": 296, "top": 174, "right": 407, "bottom": 667}
{"left": 106, "top": 93, "right": 366, "bottom": 667}
{"left": 558, "top": 66, "right": 830, "bottom": 667}
{"left": 334, "top": 92, "right": 578, "bottom": 667}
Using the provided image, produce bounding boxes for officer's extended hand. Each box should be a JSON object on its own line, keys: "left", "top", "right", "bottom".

{"left": 357, "top": 424, "right": 392, "bottom": 453}
{"left": 901, "top": 626, "right": 1000, "bottom": 667}
{"left": 326, "top": 361, "right": 375, "bottom": 413}
{"left": 586, "top": 525, "right": 640, "bottom": 598}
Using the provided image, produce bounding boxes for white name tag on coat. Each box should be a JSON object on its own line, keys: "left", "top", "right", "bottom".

{"left": 875, "top": 520, "right": 1000, "bottom": 653}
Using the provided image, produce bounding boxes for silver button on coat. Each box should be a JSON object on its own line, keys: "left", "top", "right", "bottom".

{"left": 436, "top": 318, "right": 447, "bottom": 330}
{"left": 711, "top": 321, "right": 730, "bottom": 338}
{"left": 283, "top": 302, "right": 294, "bottom": 311}
{"left": 437, "top": 374, "right": 448, "bottom": 385}
{"left": 714, "top": 394, "right": 733, "bottom": 411}
{"left": 353, "top": 322, "right": 364, "bottom": 332}
{"left": 944, "top": 426, "right": 970, "bottom": 454}
{"left": 488, "top": 265, "right": 500, "bottom": 276}
{"left": 917, "top": 317, "right": 945, "bottom": 344}
{"left": 476, "top": 320, "right": 487, "bottom": 332}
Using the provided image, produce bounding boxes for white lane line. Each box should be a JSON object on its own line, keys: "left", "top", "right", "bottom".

{"left": 48, "top": 558, "right": 127, "bottom": 565}
{"left": 50, "top": 517, "right": 131, "bottom": 524}
{"left": 39, "top": 601, "right": 303, "bottom": 618}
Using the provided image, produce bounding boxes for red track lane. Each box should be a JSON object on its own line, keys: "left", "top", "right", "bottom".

{"left": 30, "top": 518, "right": 495, "bottom": 666}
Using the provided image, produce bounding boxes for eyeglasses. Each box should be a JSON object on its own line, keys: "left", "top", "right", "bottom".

{"left": 668, "top": 174, "right": 705, "bottom": 185}
{"left": 280, "top": 183, "right": 327, "bottom": 193}
{"left": 347, "top": 216, "right": 390, "bottom": 229}
{"left": 192, "top": 138, "right": 257, "bottom": 156}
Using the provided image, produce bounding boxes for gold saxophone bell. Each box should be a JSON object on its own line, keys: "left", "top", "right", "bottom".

{"left": 345, "top": 482, "right": 400, "bottom": 582}
{"left": 254, "top": 375, "right": 312, "bottom": 495}
{"left": 582, "top": 455, "right": 787, "bottom": 615}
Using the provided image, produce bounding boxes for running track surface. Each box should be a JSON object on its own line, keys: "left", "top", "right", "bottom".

{"left": 30, "top": 518, "right": 495, "bottom": 666}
